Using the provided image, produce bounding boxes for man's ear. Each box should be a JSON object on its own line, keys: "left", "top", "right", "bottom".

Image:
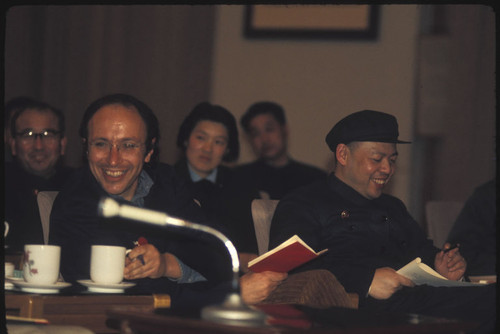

{"left": 60, "top": 136, "right": 68, "bottom": 156}
{"left": 144, "top": 138, "right": 156, "bottom": 163}
{"left": 335, "top": 144, "right": 349, "bottom": 166}
{"left": 282, "top": 124, "right": 289, "bottom": 140}
{"left": 9, "top": 137, "right": 17, "bottom": 156}
{"left": 82, "top": 138, "right": 89, "bottom": 156}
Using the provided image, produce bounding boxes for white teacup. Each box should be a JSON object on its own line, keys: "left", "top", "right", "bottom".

{"left": 23, "top": 244, "right": 61, "bottom": 285}
{"left": 90, "top": 245, "right": 126, "bottom": 285}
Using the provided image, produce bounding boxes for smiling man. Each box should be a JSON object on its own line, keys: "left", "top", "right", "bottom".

{"left": 4, "top": 99, "right": 73, "bottom": 252}
{"left": 269, "top": 110, "right": 495, "bottom": 329}
{"left": 49, "top": 94, "right": 230, "bottom": 305}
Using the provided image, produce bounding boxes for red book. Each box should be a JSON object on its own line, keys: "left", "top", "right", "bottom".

{"left": 248, "top": 235, "right": 328, "bottom": 273}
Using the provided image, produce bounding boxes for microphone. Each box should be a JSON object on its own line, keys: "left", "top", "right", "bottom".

{"left": 98, "top": 197, "right": 267, "bottom": 327}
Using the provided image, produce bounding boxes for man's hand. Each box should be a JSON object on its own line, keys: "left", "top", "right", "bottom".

{"left": 434, "top": 243, "right": 466, "bottom": 281}
{"left": 368, "top": 267, "right": 414, "bottom": 300}
{"left": 240, "top": 271, "right": 288, "bottom": 305}
{"left": 124, "top": 244, "right": 170, "bottom": 279}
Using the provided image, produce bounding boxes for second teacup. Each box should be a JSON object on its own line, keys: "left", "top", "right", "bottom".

{"left": 90, "top": 245, "right": 126, "bottom": 285}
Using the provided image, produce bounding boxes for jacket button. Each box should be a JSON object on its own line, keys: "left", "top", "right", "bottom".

{"left": 341, "top": 210, "right": 350, "bottom": 219}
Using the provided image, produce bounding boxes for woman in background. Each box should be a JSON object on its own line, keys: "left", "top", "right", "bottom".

{"left": 175, "top": 102, "right": 259, "bottom": 271}
{"left": 175, "top": 103, "right": 286, "bottom": 304}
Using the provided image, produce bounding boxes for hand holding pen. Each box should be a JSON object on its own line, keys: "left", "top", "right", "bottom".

{"left": 442, "top": 242, "right": 459, "bottom": 254}
{"left": 124, "top": 237, "right": 169, "bottom": 280}
{"left": 435, "top": 242, "right": 466, "bottom": 281}
{"left": 125, "top": 237, "right": 148, "bottom": 267}
{"left": 132, "top": 237, "right": 148, "bottom": 265}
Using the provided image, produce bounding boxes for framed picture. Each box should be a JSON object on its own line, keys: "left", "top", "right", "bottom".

{"left": 244, "top": 5, "right": 380, "bottom": 40}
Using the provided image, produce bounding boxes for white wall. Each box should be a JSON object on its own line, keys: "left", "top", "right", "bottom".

{"left": 210, "top": 5, "right": 419, "bottom": 205}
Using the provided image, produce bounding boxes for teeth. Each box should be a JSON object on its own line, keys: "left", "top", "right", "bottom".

{"left": 373, "top": 179, "right": 386, "bottom": 185}
{"left": 105, "top": 170, "right": 124, "bottom": 177}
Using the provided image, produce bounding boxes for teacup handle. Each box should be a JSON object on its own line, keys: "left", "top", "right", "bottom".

{"left": 4, "top": 221, "right": 9, "bottom": 238}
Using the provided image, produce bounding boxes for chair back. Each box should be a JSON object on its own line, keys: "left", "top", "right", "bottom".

{"left": 37, "top": 191, "right": 59, "bottom": 244}
{"left": 251, "top": 199, "right": 279, "bottom": 255}
{"left": 425, "top": 200, "right": 463, "bottom": 248}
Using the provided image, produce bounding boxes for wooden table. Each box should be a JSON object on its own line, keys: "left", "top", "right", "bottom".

{"left": 106, "top": 304, "right": 480, "bottom": 334}
{"left": 5, "top": 292, "right": 171, "bottom": 334}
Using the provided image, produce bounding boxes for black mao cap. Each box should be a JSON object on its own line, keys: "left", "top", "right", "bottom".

{"left": 325, "top": 110, "right": 411, "bottom": 152}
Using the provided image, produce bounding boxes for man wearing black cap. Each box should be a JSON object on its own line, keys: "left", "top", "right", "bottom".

{"left": 269, "top": 110, "right": 495, "bottom": 329}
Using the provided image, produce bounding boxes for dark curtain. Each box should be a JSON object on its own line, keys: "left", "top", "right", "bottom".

{"left": 5, "top": 5, "right": 216, "bottom": 167}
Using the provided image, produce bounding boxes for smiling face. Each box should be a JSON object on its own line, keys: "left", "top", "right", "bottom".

{"left": 10, "top": 108, "right": 67, "bottom": 178}
{"left": 86, "top": 104, "right": 154, "bottom": 201}
{"left": 247, "top": 113, "right": 288, "bottom": 165}
{"left": 334, "top": 141, "right": 398, "bottom": 200}
{"left": 185, "top": 120, "right": 229, "bottom": 179}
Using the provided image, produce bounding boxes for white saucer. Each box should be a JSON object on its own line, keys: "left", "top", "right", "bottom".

{"left": 77, "top": 279, "right": 136, "bottom": 293}
{"left": 12, "top": 280, "right": 72, "bottom": 294}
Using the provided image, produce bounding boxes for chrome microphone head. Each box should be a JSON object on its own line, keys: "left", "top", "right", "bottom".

{"left": 98, "top": 197, "right": 120, "bottom": 218}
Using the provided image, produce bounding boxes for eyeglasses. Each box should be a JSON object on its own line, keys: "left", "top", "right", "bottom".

{"left": 88, "top": 140, "right": 145, "bottom": 155}
{"left": 15, "top": 130, "right": 62, "bottom": 143}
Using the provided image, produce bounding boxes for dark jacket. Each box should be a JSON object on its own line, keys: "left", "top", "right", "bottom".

{"left": 49, "top": 163, "right": 231, "bottom": 297}
{"left": 233, "top": 158, "right": 326, "bottom": 200}
{"left": 269, "top": 174, "right": 497, "bottom": 324}
{"left": 269, "top": 174, "right": 438, "bottom": 299}
{"left": 4, "top": 161, "right": 74, "bottom": 252}
{"left": 447, "top": 180, "right": 496, "bottom": 276}
{"left": 174, "top": 159, "right": 259, "bottom": 254}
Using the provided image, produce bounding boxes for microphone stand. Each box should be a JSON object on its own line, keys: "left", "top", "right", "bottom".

{"left": 98, "top": 197, "right": 267, "bottom": 327}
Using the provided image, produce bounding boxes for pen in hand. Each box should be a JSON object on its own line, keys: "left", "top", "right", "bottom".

{"left": 128, "top": 237, "right": 148, "bottom": 265}
{"left": 443, "top": 243, "right": 459, "bottom": 253}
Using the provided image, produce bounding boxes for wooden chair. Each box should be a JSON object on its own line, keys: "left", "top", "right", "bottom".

{"left": 251, "top": 199, "right": 279, "bottom": 255}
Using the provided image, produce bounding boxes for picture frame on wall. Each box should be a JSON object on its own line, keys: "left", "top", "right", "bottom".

{"left": 244, "top": 5, "right": 380, "bottom": 40}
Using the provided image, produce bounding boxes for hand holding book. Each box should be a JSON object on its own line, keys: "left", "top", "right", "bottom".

{"left": 248, "top": 235, "right": 328, "bottom": 273}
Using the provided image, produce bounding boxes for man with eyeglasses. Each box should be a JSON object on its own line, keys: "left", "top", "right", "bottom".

{"left": 4, "top": 98, "right": 74, "bottom": 252}
{"left": 49, "top": 94, "right": 235, "bottom": 309}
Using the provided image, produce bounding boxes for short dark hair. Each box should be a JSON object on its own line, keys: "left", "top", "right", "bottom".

{"left": 79, "top": 93, "right": 160, "bottom": 163}
{"left": 9, "top": 98, "right": 66, "bottom": 136}
{"left": 176, "top": 102, "right": 239, "bottom": 162}
{"left": 240, "top": 101, "right": 286, "bottom": 133}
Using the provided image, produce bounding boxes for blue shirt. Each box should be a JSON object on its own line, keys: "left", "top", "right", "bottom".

{"left": 187, "top": 163, "right": 218, "bottom": 184}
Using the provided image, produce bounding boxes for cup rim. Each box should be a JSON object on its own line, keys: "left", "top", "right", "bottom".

{"left": 24, "top": 244, "right": 61, "bottom": 249}
{"left": 91, "top": 245, "right": 126, "bottom": 250}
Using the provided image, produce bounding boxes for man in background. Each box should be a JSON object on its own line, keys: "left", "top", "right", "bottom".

{"left": 237, "top": 101, "right": 326, "bottom": 199}
{"left": 4, "top": 98, "right": 74, "bottom": 251}
{"left": 446, "top": 179, "right": 496, "bottom": 276}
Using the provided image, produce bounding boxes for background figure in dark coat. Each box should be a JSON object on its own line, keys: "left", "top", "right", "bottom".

{"left": 236, "top": 101, "right": 326, "bottom": 200}
{"left": 174, "top": 102, "right": 287, "bottom": 304}
{"left": 446, "top": 179, "right": 496, "bottom": 276}
{"left": 270, "top": 110, "right": 496, "bottom": 330}
{"left": 4, "top": 98, "right": 74, "bottom": 252}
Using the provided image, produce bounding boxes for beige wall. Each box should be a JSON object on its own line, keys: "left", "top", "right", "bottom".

{"left": 210, "top": 5, "right": 420, "bottom": 205}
